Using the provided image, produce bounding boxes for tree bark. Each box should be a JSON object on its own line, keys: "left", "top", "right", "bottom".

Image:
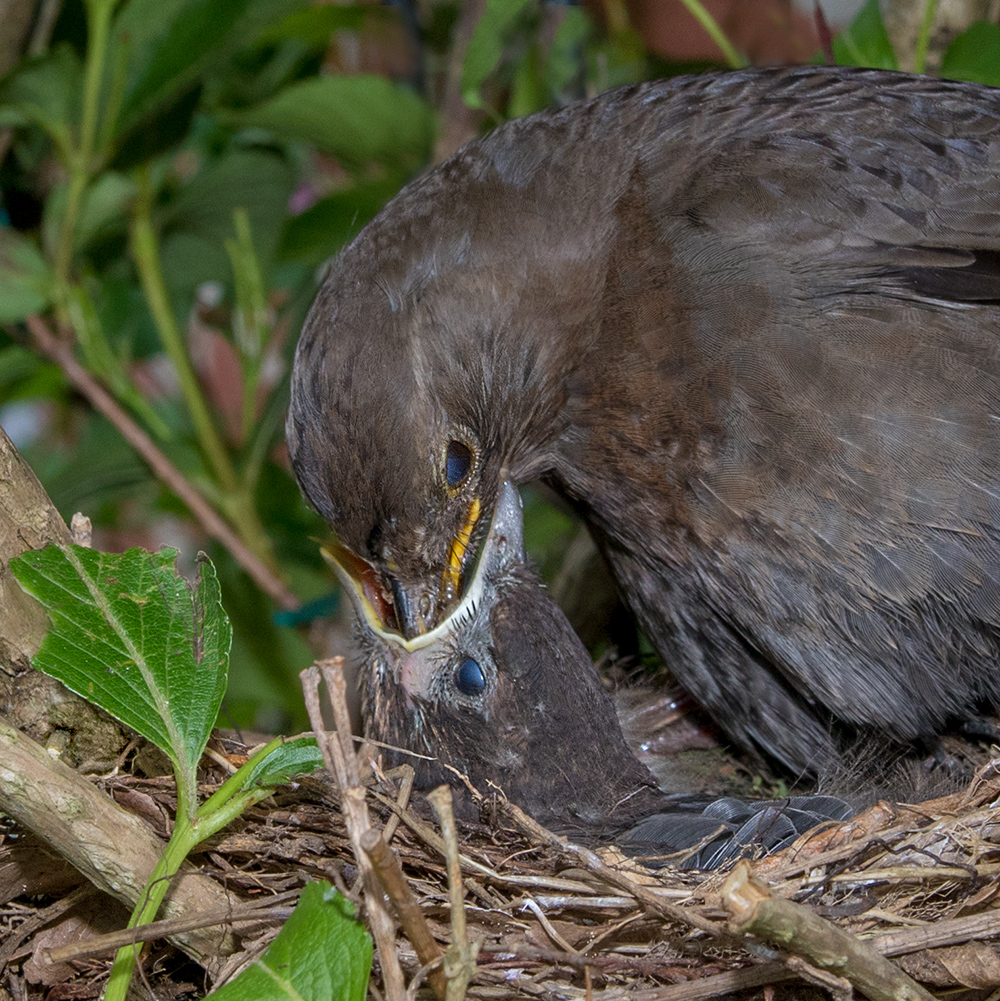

{"left": 0, "top": 424, "right": 129, "bottom": 763}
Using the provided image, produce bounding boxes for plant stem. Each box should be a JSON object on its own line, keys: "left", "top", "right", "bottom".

{"left": 53, "top": 0, "right": 116, "bottom": 288}
{"left": 130, "top": 170, "right": 238, "bottom": 493}
{"left": 26, "top": 315, "right": 299, "bottom": 609}
{"left": 103, "top": 817, "right": 200, "bottom": 1001}
{"left": 102, "top": 741, "right": 293, "bottom": 1001}
{"left": 913, "top": 0, "right": 939, "bottom": 75}
{"left": 675, "top": 0, "right": 746, "bottom": 69}
{"left": 198, "top": 736, "right": 284, "bottom": 819}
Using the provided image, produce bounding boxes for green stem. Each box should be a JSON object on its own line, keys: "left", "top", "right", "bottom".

{"left": 675, "top": 0, "right": 746, "bottom": 69}
{"left": 130, "top": 170, "right": 237, "bottom": 492}
{"left": 913, "top": 0, "right": 938, "bottom": 74}
{"left": 103, "top": 816, "right": 200, "bottom": 1001}
{"left": 198, "top": 735, "right": 285, "bottom": 820}
{"left": 103, "top": 744, "right": 289, "bottom": 999}
{"left": 54, "top": 0, "right": 116, "bottom": 288}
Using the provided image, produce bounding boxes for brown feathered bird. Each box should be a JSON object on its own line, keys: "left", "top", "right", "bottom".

{"left": 288, "top": 66, "right": 1000, "bottom": 776}
{"left": 346, "top": 478, "right": 850, "bottom": 867}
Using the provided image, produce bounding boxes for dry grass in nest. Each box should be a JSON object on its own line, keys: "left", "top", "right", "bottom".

{"left": 3, "top": 661, "right": 1000, "bottom": 1001}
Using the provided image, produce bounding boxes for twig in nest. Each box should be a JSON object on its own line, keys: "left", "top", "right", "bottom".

{"left": 721, "top": 860, "right": 934, "bottom": 1001}
{"left": 610, "top": 961, "right": 793, "bottom": 1001}
{"left": 875, "top": 906, "right": 1000, "bottom": 958}
{"left": 521, "top": 898, "right": 579, "bottom": 955}
{"left": 499, "top": 800, "right": 723, "bottom": 937}
{"left": 43, "top": 890, "right": 300, "bottom": 963}
{"left": 428, "top": 785, "right": 480, "bottom": 1001}
{"left": 784, "top": 956, "right": 853, "bottom": 1001}
{"left": 361, "top": 827, "right": 447, "bottom": 1001}
{"left": 301, "top": 659, "right": 406, "bottom": 1001}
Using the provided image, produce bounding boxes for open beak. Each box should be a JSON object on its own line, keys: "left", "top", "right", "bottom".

{"left": 322, "top": 480, "right": 525, "bottom": 659}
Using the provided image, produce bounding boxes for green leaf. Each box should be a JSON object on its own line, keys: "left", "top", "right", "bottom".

{"left": 75, "top": 172, "right": 136, "bottom": 252}
{"left": 257, "top": 4, "right": 375, "bottom": 49}
{"left": 225, "top": 208, "right": 269, "bottom": 362}
{"left": 544, "top": 7, "right": 592, "bottom": 100}
{"left": 461, "top": 0, "right": 535, "bottom": 110}
{"left": 207, "top": 882, "right": 371, "bottom": 1001}
{"left": 277, "top": 176, "right": 402, "bottom": 265}
{"left": 237, "top": 75, "right": 433, "bottom": 171}
{"left": 159, "top": 150, "right": 295, "bottom": 309}
{"left": 64, "top": 281, "right": 170, "bottom": 440}
{"left": 941, "top": 22, "right": 1000, "bottom": 87}
{"left": 508, "top": 46, "right": 546, "bottom": 118}
{"left": 0, "top": 344, "right": 45, "bottom": 390}
{"left": 10, "top": 546, "right": 231, "bottom": 790}
{"left": 833, "top": 0, "right": 897, "bottom": 70}
{"left": 0, "top": 45, "right": 82, "bottom": 159}
{"left": 110, "top": 0, "right": 274, "bottom": 137}
{"left": 240, "top": 736, "right": 323, "bottom": 791}
{"left": 0, "top": 227, "right": 53, "bottom": 322}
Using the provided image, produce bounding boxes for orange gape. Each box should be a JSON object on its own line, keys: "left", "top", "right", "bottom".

{"left": 439, "top": 497, "right": 481, "bottom": 611}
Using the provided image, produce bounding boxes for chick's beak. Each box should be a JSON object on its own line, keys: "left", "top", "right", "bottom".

{"left": 323, "top": 481, "right": 526, "bottom": 697}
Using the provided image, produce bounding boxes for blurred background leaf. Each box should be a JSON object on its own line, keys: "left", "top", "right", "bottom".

{"left": 2, "top": 0, "right": 998, "bottom": 736}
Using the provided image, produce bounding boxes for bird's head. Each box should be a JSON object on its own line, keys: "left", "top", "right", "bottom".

{"left": 345, "top": 479, "right": 658, "bottom": 827}
{"left": 286, "top": 140, "right": 598, "bottom": 640}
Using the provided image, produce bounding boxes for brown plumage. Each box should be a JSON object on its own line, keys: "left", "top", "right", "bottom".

{"left": 288, "top": 65, "right": 1000, "bottom": 776}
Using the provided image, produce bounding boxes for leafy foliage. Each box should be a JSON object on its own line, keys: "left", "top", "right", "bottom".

{"left": 10, "top": 542, "right": 325, "bottom": 1000}
{"left": 10, "top": 544, "right": 229, "bottom": 791}
{"left": 207, "top": 882, "right": 372, "bottom": 1001}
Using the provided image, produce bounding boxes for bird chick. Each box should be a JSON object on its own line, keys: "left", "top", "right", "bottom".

{"left": 340, "top": 480, "right": 850, "bottom": 868}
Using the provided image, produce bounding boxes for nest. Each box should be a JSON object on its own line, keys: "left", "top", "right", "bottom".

{"left": 2, "top": 663, "right": 1000, "bottom": 1001}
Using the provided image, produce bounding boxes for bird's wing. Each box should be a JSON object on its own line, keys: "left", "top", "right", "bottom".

{"left": 597, "top": 70, "right": 1000, "bottom": 757}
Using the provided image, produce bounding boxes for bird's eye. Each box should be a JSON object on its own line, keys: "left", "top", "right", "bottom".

{"left": 454, "top": 657, "right": 486, "bottom": 697}
{"left": 445, "top": 440, "right": 472, "bottom": 487}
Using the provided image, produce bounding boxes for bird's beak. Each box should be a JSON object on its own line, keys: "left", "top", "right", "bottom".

{"left": 322, "top": 480, "right": 525, "bottom": 664}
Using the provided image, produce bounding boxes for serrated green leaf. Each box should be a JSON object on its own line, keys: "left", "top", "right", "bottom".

{"left": 0, "top": 45, "right": 81, "bottom": 159}
{"left": 240, "top": 736, "right": 324, "bottom": 792}
{"left": 207, "top": 882, "right": 371, "bottom": 1001}
{"left": 461, "top": 0, "right": 535, "bottom": 110}
{"left": 941, "top": 22, "right": 1000, "bottom": 86}
{"left": 833, "top": 0, "right": 897, "bottom": 70}
{"left": 9, "top": 546, "right": 231, "bottom": 784}
{"left": 237, "top": 75, "right": 433, "bottom": 171}
{"left": 0, "top": 227, "right": 53, "bottom": 322}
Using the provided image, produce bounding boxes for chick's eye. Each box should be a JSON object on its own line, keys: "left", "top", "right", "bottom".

{"left": 445, "top": 440, "right": 472, "bottom": 487}
{"left": 454, "top": 657, "right": 486, "bottom": 697}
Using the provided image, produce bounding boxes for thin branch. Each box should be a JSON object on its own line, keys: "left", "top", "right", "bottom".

{"left": 428, "top": 785, "right": 479, "bottom": 1001}
{"left": 361, "top": 827, "right": 447, "bottom": 1000}
{"left": 722, "top": 861, "right": 935, "bottom": 1001}
{"left": 26, "top": 314, "right": 298, "bottom": 610}
{"left": 301, "top": 660, "right": 407, "bottom": 1001}
{"left": 44, "top": 890, "right": 298, "bottom": 964}
{"left": 500, "top": 800, "right": 723, "bottom": 937}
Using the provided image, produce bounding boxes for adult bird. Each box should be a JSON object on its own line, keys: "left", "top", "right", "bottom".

{"left": 340, "top": 477, "right": 851, "bottom": 868}
{"left": 288, "top": 65, "right": 1000, "bottom": 777}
